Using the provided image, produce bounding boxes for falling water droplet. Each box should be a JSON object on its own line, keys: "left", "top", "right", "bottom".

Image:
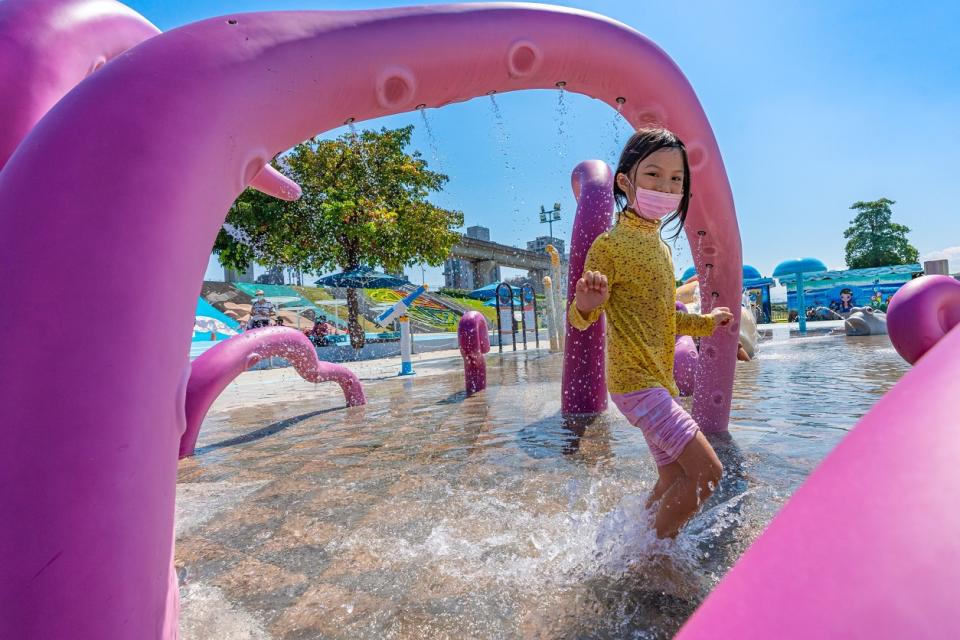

{"left": 488, "top": 95, "right": 522, "bottom": 216}
{"left": 418, "top": 106, "right": 444, "bottom": 171}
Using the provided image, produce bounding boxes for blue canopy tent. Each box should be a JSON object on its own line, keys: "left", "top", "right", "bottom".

{"left": 468, "top": 282, "right": 513, "bottom": 300}
{"left": 194, "top": 297, "right": 240, "bottom": 342}
{"left": 315, "top": 267, "right": 408, "bottom": 289}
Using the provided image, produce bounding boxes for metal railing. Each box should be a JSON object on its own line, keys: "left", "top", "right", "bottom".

{"left": 494, "top": 282, "right": 540, "bottom": 353}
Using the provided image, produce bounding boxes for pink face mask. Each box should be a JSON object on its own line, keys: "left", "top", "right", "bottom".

{"left": 629, "top": 183, "right": 682, "bottom": 220}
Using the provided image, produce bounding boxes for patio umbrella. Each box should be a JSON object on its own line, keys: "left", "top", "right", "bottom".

{"left": 483, "top": 296, "right": 524, "bottom": 307}
{"left": 315, "top": 266, "right": 408, "bottom": 289}
{"left": 469, "top": 282, "right": 520, "bottom": 300}
{"left": 193, "top": 297, "right": 240, "bottom": 341}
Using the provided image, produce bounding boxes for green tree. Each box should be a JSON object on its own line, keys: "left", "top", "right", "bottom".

{"left": 214, "top": 125, "right": 463, "bottom": 348}
{"left": 843, "top": 198, "right": 919, "bottom": 269}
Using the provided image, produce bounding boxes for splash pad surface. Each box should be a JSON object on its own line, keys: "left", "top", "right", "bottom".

{"left": 176, "top": 333, "right": 906, "bottom": 639}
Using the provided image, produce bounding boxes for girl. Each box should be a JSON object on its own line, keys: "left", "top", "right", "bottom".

{"left": 569, "top": 128, "right": 733, "bottom": 539}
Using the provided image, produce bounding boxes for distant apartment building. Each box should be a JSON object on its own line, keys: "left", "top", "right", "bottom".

{"left": 224, "top": 260, "right": 255, "bottom": 283}
{"left": 465, "top": 225, "right": 490, "bottom": 241}
{"left": 443, "top": 257, "right": 475, "bottom": 290}
{"left": 256, "top": 266, "right": 285, "bottom": 285}
{"left": 527, "top": 235, "right": 565, "bottom": 260}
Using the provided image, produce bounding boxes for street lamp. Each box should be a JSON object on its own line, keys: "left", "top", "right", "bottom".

{"left": 539, "top": 202, "right": 562, "bottom": 240}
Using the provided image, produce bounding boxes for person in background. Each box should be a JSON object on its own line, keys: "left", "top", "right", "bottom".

{"left": 248, "top": 290, "right": 275, "bottom": 329}
{"left": 307, "top": 315, "right": 331, "bottom": 346}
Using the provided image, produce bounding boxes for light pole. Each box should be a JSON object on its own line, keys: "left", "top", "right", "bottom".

{"left": 539, "top": 202, "right": 562, "bottom": 241}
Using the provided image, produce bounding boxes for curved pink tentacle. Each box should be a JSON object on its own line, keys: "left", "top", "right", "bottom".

{"left": 677, "top": 321, "right": 960, "bottom": 639}
{"left": 180, "top": 327, "right": 365, "bottom": 459}
{"left": 562, "top": 160, "right": 614, "bottom": 415}
{"left": 458, "top": 311, "right": 490, "bottom": 395}
{"left": 248, "top": 164, "right": 303, "bottom": 201}
{"left": 0, "top": 0, "right": 160, "bottom": 170}
{"left": 0, "top": 6, "right": 740, "bottom": 635}
{"left": 887, "top": 274, "right": 960, "bottom": 365}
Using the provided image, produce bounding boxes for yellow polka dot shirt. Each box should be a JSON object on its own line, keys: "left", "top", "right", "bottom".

{"left": 568, "top": 212, "right": 715, "bottom": 396}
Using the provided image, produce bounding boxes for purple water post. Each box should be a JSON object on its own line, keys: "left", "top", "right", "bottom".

{"left": 458, "top": 311, "right": 490, "bottom": 395}
{"left": 561, "top": 160, "right": 614, "bottom": 415}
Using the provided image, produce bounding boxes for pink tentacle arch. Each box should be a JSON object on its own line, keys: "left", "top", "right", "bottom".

{"left": 0, "top": 4, "right": 739, "bottom": 636}
{"left": 0, "top": 0, "right": 302, "bottom": 201}
{"left": 0, "top": 0, "right": 160, "bottom": 169}
{"left": 180, "top": 327, "right": 365, "bottom": 458}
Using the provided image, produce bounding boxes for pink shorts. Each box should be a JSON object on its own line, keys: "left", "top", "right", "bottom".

{"left": 611, "top": 387, "right": 700, "bottom": 467}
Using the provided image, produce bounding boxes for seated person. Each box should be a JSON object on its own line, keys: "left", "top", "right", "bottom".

{"left": 307, "top": 316, "right": 332, "bottom": 346}
{"left": 248, "top": 290, "right": 276, "bottom": 329}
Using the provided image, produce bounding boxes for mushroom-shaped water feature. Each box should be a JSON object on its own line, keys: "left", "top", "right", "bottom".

{"left": 742, "top": 264, "right": 762, "bottom": 281}
{"left": 680, "top": 264, "right": 762, "bottom": 305}
{"left": 773, "top": 258, "right": 828, "bottom": 333}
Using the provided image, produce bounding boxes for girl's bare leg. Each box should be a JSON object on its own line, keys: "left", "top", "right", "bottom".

{"left": 646, "top": 461, "right": 683, "bottom": 509}
{"left": 653, "top": 432, "right": 723, "bottom": 538}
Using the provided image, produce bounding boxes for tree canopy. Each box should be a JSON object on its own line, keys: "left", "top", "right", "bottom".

{"left": 843, "top": 198, "right": 918, "bottom": 269}
{"left": 214, "top": 125, "right": 463, "bottom": 347}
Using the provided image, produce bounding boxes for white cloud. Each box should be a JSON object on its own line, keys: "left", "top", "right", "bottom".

{"left": 921, "top": 246, "right": 960, "bottom": 273}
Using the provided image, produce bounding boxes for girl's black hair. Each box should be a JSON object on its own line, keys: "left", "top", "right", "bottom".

{"left": 613, "top": 127, "right": 691, "bottom": 241}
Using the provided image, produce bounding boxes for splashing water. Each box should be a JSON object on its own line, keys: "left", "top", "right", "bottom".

{"left": 554, "top": 87, "right": 568, "bottom": 186}
{"left": 607, "top": 101, "right": 627, "bottom": 167}
{"left": 418, "top": 106, "right": 444, "bottom": 171}
{"left": 695, "top": 233, "right": 714, "bottom": 314}
{"left": 221, "top": 222, "right": 267, "bottom": 262}
{"left": 348, "top": 122, "right": 379, "bottom": 205}
{"left": 488, "top": 94, "right": 522, "bottom": 216}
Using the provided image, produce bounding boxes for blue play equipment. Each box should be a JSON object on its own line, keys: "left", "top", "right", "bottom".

{"left": 682, "top": 264, "right": 775, "bottom": 322}
{"left": 773, "top": 258, "right": 828, "bottom": 333}
{"left": 374, "top": 284, "right": 428, "bottom": 376}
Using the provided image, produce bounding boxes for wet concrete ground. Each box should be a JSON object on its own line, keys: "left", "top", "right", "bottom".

{"left": 175, "top": 331, "right": 908, "bottom": 639}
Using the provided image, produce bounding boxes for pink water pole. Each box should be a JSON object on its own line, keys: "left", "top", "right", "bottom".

{"left": 458, "top": 310, "right": 491, "bottom": 395}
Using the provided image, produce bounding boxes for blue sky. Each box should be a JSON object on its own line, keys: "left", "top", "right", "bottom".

{"left": 126, "top": 1, "right": 960, "bottom": 291}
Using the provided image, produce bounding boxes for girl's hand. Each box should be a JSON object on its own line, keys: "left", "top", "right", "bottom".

{"left": 710, "top": 306, "right": 734, "bottom": 326}
{"left": 575, "top": 270, "right": 610, "bottom": 314}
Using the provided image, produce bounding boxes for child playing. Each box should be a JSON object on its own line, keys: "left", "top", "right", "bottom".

{"left": 569, "top": 128, "right": 734, "bottom": 539}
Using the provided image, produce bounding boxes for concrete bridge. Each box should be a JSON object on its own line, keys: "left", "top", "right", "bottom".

{"left": 448, "top": 234, "right": 567, "bottom": 292}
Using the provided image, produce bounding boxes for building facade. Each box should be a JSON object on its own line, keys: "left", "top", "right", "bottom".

{"left": 466, "top": 225, "right": 490, "bottom": 241}
{"left": 527, "top": 235, "right": 566, "bottom": 260}
{"left": 224, "top": 261, "right": 255, "bottom": 283}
